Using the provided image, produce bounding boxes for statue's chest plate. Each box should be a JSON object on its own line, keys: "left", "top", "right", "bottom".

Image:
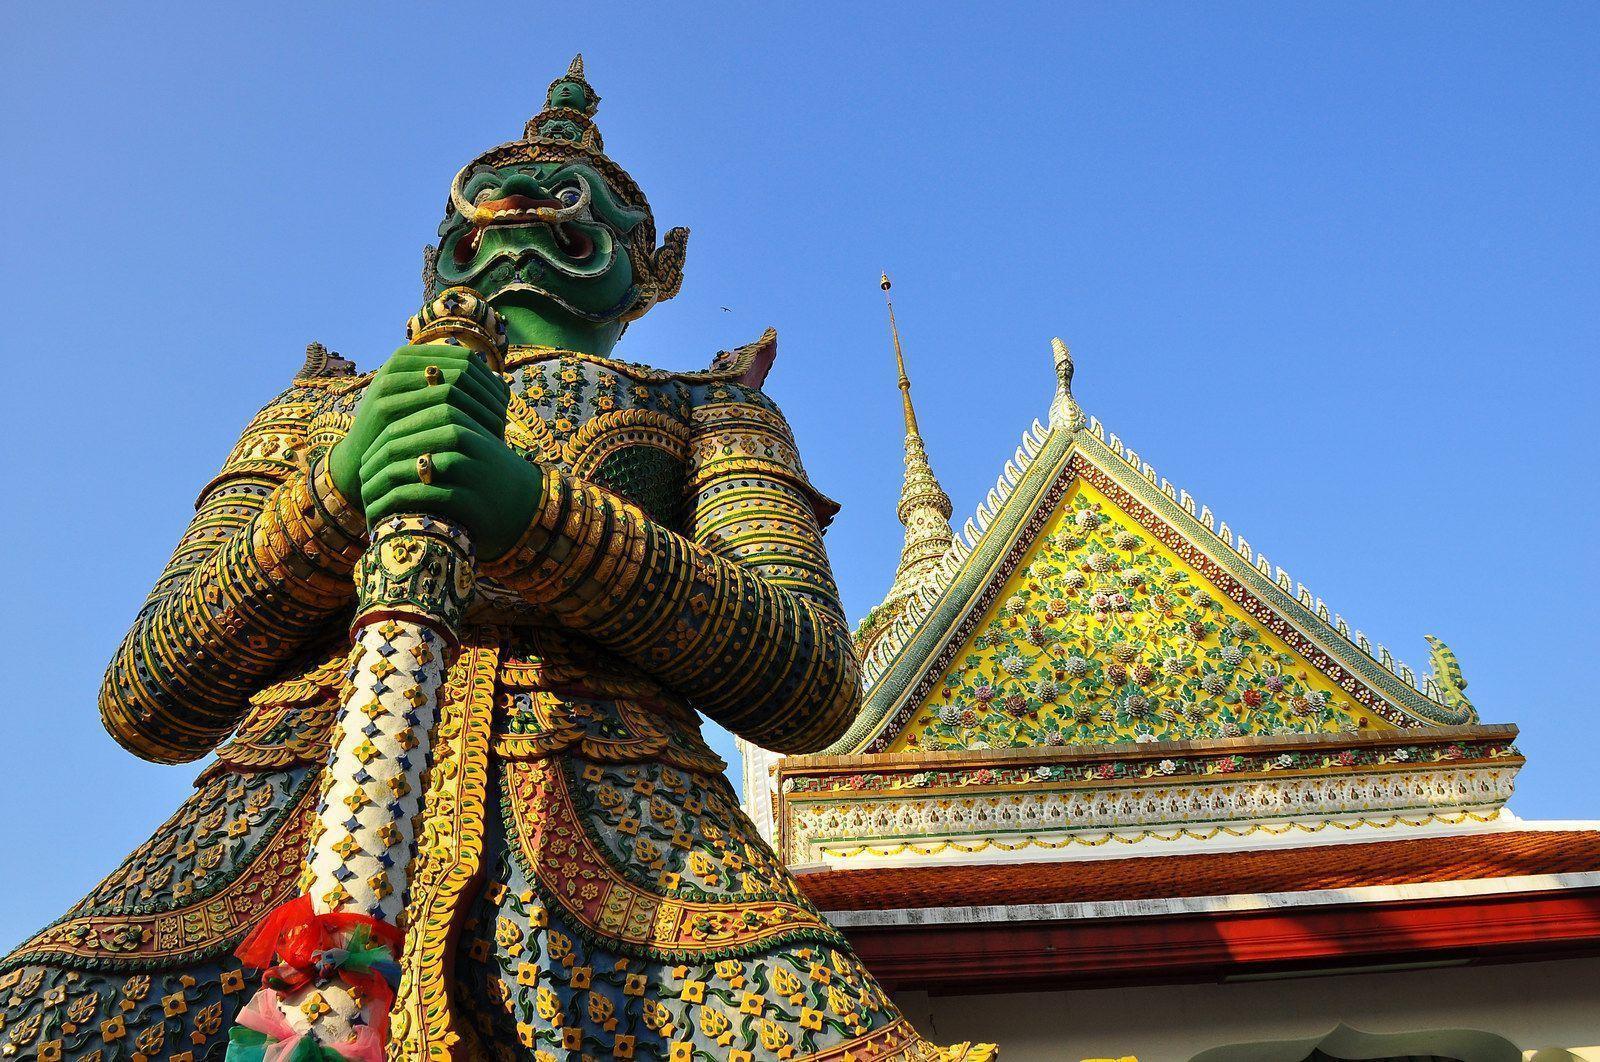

{"left": 506, "top": 355, "right": 693, "bottom": 526}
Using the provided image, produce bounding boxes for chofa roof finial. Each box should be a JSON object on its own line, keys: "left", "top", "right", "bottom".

{"left": 1049, "top": 337, "right": 1085, "bottom": 430}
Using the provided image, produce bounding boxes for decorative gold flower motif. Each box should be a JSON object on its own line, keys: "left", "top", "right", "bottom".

{"left": 535, "top": 986, "right": 561, "bottom": 1022}
{"left": 494, "top": 917, "right": 524, "bottom": 955}
{"left": 194, "top": 1002, "right": 223, "bottom": 1036}
{"left": 66, "top": 994, "right": 98, "bottom": 1024}
{"left": 133, "top": 1022, "right": 166, "bottom": 1054}
{"left": 8, "top": 1014, "right": 42, "bottom": 1047}
{"left": 698, "top": 1006, "right": 731, "bottom": 1040}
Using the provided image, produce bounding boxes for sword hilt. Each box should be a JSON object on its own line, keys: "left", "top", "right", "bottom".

{"left": 351, "top": 288, "right": 509, "bottom": 641}
{"left": 405, "top": 286, "right": 508, "bottom": 371}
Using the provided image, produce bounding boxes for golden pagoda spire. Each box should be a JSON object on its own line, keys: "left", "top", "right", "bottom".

{"left": 881, "top": 273, "right": 954, "bottom": 607}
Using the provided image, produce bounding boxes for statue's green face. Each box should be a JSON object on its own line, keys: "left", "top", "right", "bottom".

{"left": 547, "top": 80, "right": 590, "bottom": 112}
{"left": 433, "top": 160, "right": 647, "bottom": 325}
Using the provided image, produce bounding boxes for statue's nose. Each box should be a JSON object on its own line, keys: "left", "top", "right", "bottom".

{"left": 497, "top": 172, "right": 546, "bottom": 198}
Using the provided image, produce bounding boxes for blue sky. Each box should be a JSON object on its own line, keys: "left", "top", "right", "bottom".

{"left": 2, "top": 3, "right": 1596, "bottom": 949}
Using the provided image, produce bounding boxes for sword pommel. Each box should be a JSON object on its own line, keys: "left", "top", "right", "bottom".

{"left": 406, "top": 286, "right": 509, "bottom": 371}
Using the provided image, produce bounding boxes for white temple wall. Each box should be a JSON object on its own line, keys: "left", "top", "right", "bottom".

{"left": 892, "top": 955, "right": 1600, "bottom": 1061}
{"left": 737, "top": 737, "right": 783, "bottom": 843}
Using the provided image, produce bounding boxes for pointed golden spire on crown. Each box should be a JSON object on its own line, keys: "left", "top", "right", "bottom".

{"left": 880, "top": 273, "right": 955, "bottom": 608}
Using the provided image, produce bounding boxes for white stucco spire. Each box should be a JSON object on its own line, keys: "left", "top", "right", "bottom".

{"left": 880, "top": 274, "right": 955, "bottom": 609}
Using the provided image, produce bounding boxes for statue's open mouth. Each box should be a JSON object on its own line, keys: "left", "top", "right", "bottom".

{"left": 453, "top": 195, "right": 594, "bottom": 267}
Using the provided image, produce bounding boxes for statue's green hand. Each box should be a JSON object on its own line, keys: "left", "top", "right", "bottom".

{"left": 330, "top": 345, "right": 541, "bottom": 559}
{"left": 329, "top": 345, "right": 508, "bottom": 501}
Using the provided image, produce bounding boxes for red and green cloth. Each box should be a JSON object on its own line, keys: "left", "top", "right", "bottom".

{"left": 225, "top": 895, "right": 403, "bottom": 1062}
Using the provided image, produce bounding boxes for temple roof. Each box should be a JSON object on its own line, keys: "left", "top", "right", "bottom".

{"left": 790, "top": 825, "right": 1600, "bottom": 992}
{"left": 797, "top": 828, "right": 1600, "bottom": 915}
{"left": 830, "top": 339, "right": 1478, "bottom": 755}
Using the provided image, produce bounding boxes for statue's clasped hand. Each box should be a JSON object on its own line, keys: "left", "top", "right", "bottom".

{"left": 329, "top": 344, "right": 541, "bottom": 559}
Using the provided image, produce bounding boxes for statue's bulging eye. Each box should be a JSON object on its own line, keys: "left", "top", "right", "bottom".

{"left": 473, "top": 187, "right": 498, "bottom": 205}
{"left": 556, "top": 185, "right": 582, "bottom": 207}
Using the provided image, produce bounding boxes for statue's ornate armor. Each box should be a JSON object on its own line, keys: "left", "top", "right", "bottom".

{"left": 0, "top": 338, "right": 953, "bottom": 1060}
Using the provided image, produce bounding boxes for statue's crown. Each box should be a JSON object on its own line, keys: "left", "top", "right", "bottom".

{"left": 523, "top": 54, "right": 604, "bottom": 150}
{"left": 461, "top": 54, "right": 642, "bottom": 211}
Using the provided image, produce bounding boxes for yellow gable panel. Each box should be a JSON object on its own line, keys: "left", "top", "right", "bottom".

{"left": 889, "top": 478, "right": 1394, "bottom": 753}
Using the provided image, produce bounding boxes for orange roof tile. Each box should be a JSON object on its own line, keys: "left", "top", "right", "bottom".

{"left": 798, "top": 830, "right": 1600, "bottom": 913}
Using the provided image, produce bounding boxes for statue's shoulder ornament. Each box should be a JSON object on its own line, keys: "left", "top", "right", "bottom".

{"left": 260, "top": 342, "right": 371, "bottom": 467}
{"left": 693, "top": 327, "right": 779, "bottom": 388}
{"left": 680, "top": 331, "right": 843, "bottom": 527}
{"left": 293, "top": 341, "right": 370, "bottom": 396}
{"left": 197, "top": 343, "right": 362, "bottom": 501}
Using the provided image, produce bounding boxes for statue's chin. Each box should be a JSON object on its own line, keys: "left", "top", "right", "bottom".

{"left": 483, "top": 280, "right": 636, "bottom": 328}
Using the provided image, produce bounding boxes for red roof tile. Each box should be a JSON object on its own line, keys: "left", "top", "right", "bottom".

{"left": 797, "top": 830, "right": 1600, "bottom": 913}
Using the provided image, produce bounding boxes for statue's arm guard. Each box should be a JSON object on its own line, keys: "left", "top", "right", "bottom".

{"left": 483, "top": 384, "right": 860, "bottom": 753}
{"left": 99, "top": 383, "right": 366, "bottom": 763}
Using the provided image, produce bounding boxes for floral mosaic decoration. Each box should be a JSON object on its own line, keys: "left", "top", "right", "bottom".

{"left": 910, "top": 488, "right": 1374, "bottom": 751}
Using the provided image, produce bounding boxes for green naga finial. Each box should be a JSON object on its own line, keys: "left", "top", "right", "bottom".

{"left": 427, "top": 54, "right": 688, "bottom": 353}
{"left": 1424, "top": 634, "right": 1474, "bottom": 714}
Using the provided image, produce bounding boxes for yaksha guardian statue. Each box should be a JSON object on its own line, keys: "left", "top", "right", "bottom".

{"left": 0, "top": 57, "right": 993, "bottom": 1062}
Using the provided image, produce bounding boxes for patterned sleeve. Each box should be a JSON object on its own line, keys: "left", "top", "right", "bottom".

{"left": 482, "top": 383, "right": 861, "bottom": 753}
{"left": 99, "top": 381, "right": 367, "bottom": 764}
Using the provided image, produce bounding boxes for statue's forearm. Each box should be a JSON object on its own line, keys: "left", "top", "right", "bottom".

{"left": 482, "top": 468, "right": 861, "bottom": 753}
{"left": 100, "top": 459, "right": 365, "bottom": 763}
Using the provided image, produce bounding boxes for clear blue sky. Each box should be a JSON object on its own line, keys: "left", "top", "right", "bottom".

{"left": 2, "top": 4, "right": 1596, "bottom": 949}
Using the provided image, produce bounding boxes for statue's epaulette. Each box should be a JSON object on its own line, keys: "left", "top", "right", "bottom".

{"left": 290, "top": 342, "right": 370, "bottom": 396}
{"left": 696, "top": 327, "right": 778, "bottom": 387}
{"left": 295, "top": 341, "right": 358, "bottom": 380}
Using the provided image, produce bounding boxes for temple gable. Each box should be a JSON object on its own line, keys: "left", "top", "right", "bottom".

{"left": 890, "top": 477, "right": 1393, "bottom": 753}
{"left": 832, "top": 335, "right": 1477, "bottom": 757}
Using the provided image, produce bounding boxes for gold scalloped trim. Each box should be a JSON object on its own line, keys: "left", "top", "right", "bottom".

{"left": 563, "top": 407, "right": 691, "bottom": 474}
{"left": 389, "top": 643, "right": 499, "bottom": 1060}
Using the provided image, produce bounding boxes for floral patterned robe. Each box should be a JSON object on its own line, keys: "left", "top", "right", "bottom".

{"left": 0, "top": 336, "right": 978, "bottom": 1061}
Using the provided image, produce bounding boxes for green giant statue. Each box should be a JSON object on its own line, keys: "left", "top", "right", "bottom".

{"left": 0, "top": 56, "right": 994, "bottom": 1062}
